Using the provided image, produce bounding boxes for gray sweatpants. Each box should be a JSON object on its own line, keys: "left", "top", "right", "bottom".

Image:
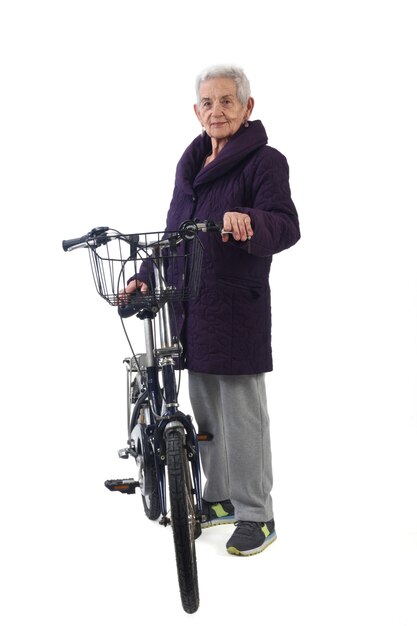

{"left": 188, "top": 371, "right": 274, "bottom": 522}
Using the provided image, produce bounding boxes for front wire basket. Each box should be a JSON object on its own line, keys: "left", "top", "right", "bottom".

{"left": 87, "top": 231, "right": 204, "bottom": 308}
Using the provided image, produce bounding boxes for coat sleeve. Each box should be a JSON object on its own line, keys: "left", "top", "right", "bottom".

{"left": 236, "top": 148, "right": 300, "bottom": 257}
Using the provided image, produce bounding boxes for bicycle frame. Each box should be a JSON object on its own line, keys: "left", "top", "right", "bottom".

{"left": 121, "top": 239, "right": 203, "bottom": 522}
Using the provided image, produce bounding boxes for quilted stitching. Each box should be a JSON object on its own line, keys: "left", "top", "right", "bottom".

{"left": 166, "top": 121, "right": 300, "bottom": 375}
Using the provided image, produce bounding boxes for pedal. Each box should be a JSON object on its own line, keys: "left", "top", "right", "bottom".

{"left": 105, "top": 478, "right": 139, "bottom": 494}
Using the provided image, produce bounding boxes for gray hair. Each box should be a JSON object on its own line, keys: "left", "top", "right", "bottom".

{"left": 195, "top": 64, "right": 251, "bottom": 106}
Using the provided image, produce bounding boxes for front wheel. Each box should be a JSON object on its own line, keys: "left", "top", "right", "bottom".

{"left": 165, "top": 427, "right": 199, "bottom": 614}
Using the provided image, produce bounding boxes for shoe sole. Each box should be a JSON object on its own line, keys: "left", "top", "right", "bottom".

{"left": 226, "top": 531, "right": 277, "bottom": 556}
{"left": 201, "top": 516, "right": 235, "bottom": 529}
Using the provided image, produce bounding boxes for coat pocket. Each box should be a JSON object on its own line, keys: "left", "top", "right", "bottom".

{"left": 216, "top": 276, "right": 263, "bottom": 299}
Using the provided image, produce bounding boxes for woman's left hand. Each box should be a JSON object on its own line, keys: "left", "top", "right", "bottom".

{"left": 222, "top": 212, "right": 253, "bottom": 242}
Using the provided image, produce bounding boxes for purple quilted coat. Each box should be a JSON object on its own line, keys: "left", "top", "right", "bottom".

{"left": 154, "top": 120, "right": 299, "bottom": 375}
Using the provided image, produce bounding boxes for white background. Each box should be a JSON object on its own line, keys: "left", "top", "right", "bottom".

{"left": 1, "top": 1, "right": 416, "bottom": 624}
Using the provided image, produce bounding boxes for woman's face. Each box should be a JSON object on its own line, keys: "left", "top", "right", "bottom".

{"left": 194, "top": 77, "right": 254, "bottom": 141}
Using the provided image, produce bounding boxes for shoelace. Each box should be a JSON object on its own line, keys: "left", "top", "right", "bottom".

{"left": 233, "top": 521, "right": 263, "bottom": 534}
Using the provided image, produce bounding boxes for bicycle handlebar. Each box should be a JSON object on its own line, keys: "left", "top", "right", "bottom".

{"left": 62, "top": 220, "right": 222, "bottom": 253}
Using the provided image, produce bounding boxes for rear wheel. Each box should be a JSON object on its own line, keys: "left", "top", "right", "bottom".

{"left": 165, "top": 427, "right": 199, "bottom": 614}
{"left": 141, "top": 463, "right": 160, "bottom": 520}
{"left": 138, "top": 424, "right": 161, "bottom": 520}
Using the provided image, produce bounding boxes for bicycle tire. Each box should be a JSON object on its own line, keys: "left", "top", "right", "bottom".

{"left": 138, "top": 424, "right": 161, "bottom": 520}
{"left": 141, "top": 463, "right": 161, "bottom": 520}
{"left": 165, "top": 427, "right": 199, "bottom": 614}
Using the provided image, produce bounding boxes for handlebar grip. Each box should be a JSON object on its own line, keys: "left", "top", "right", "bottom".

{"left": 62, "top": 235, "right": 88, "bottom": 251}
{"left": 62, "top": 226, "right": 110, "bottom": 251}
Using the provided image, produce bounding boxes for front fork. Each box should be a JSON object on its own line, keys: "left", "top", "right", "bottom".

{"left": 155, "top": 416, "right": 203, "bottom": 521}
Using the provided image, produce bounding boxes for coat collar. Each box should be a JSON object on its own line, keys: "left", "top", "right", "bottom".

{"left": 176, "top": 120, "right": 268, "bottom": 193}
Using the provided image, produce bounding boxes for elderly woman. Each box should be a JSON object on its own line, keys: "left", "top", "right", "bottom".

{"left": 130, "top": 64, "right": 300, "bottom": 556}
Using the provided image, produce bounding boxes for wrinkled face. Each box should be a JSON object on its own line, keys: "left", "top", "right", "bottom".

{"left": 194, "top": 77, "right": 254, "bottom": 141}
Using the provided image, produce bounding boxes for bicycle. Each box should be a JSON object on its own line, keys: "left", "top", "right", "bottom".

{"left": 62, "top": 220, "right": 220, "bottom": 614}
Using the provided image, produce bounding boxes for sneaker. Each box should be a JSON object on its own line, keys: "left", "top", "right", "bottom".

{"left": 201, "top": 499, "right": 235, "bottom": 528}
{"left": 226, "top": 520, "right": 276, "bottom": 556}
